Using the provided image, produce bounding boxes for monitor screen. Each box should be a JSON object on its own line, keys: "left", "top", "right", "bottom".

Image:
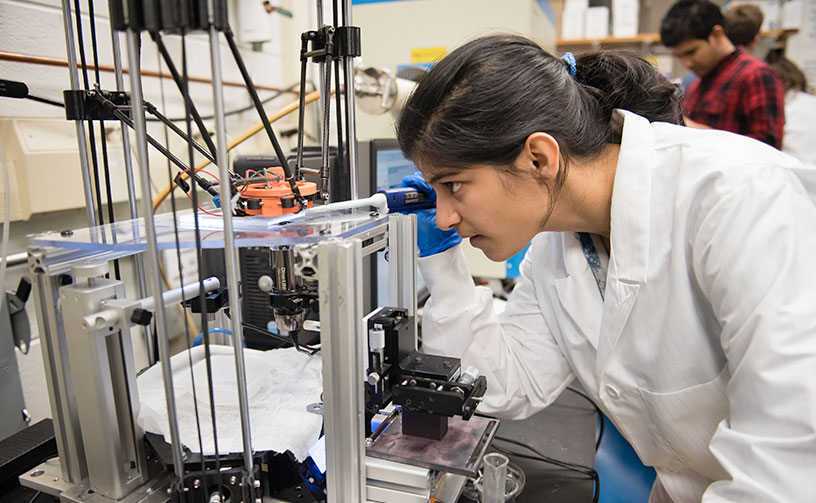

{"left": 375, "top": 147, "right": 418, "bottom": 191}
{"left": 368, "top": 140, "right": 427, "bottom": 307}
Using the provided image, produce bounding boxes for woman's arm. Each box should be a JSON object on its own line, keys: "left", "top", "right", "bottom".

{"left": 419, "top": 242, "right": 574, "bottom": 420}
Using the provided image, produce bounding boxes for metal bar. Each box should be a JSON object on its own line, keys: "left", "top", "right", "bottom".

{"left": 144, "top": 103, "right": 216, "bottom": 164}
{"left": 388, "top": 214, "right": 418, "bottom": 342}
{"left": 222, "top": 30, "right": 303, "bottom": 207}
{"left": 140, "top": 276, "right": 220, "bottom": 311}
{"left": 151, "top": 32, "right": 218, "bottom": 158}
{"left": 341, "top": 0, "right": 359, "bottom": 199}
{"left": 60, "top": 0, "right": 96, "bottom": 228}
{"left": 110, "top": 27, "right": 151, "bottom": 363}
{"left": 1, "top": 251, "right": 28, "bottom": 267}
{"left": 208, "top": 25, "right": 255, "bottom": 475}
{"left": 124, "top": 26, "right": 185, "bottom": 479}
{"left": 317, "top": 0, "right": 326, "bottom": 146}
{"left": 319, "top": 237, "right": 366, "bottom": 502}
{"left": 0, "top": 50, "right": 297, "bottom": 94}
{"left": 27, "top": 249, "right": 88, "bottom": 483}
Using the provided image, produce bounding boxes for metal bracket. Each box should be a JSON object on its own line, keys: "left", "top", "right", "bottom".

{"left": 63, "top": 89, "right": 130, "bottom": 121}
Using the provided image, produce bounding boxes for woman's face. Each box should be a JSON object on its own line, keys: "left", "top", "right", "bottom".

{"left": 421, "top": 164, "right": 551, "bottom": 262}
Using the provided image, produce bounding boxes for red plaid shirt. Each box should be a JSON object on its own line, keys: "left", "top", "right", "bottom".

{"left": 682, "top": 49, "right": 784, "bottom": 149}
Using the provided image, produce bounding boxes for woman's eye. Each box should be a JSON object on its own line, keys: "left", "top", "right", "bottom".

{"left": 446, "top": 182, "right": 462, "bottom": 193}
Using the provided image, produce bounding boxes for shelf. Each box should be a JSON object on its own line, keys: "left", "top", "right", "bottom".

{"left": 557, "top": 33, "right": 660, "bottom": 46}
{"left": 557, "top": 28, "right": 799, "bottom": 47}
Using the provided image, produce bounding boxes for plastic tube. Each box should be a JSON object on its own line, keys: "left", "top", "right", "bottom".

{"left": 482, "top": 452, "right": 509, "bottom": 503}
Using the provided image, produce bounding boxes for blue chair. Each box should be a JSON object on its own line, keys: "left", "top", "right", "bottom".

{"left": 595, "top": 415, "right": 656, "bottom": 503}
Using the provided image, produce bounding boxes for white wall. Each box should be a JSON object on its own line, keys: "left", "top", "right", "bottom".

{"left": 351, "top": 0, "right": 558, "bottom": 140}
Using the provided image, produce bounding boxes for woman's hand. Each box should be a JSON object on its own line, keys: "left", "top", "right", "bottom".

{"left": 400, "top": 172, "right": 462, "bottom": 257}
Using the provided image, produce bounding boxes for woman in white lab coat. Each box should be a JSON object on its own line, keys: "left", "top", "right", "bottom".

{"left": 397, "top": 34, "right": 816, "bottom": 502}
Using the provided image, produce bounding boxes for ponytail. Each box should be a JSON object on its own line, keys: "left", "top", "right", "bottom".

{"left": 575, "top": 50, "right": 683, "bottom": 142}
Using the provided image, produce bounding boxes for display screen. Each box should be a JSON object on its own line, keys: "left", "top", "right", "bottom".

{"left": 375, "top": 148, "right": 418, "bottom": 190}
{"left": 373, "top": 146, "right": 426, "bottom": 306}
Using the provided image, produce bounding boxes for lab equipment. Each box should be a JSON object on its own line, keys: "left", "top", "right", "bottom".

{"left": 15, "top": 2, "right": 497, "bottom": 502}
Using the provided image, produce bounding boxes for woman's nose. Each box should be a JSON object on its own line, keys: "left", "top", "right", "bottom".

{"left": 435, "top": 193, "right": 461, "bottom": 231}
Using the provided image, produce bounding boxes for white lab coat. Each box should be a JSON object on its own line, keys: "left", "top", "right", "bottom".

{"left": 419, "top": 111, "right": 816, "bottom": 502}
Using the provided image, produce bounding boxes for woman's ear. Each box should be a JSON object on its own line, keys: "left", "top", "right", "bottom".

{"left": 521, "top": 132, "right": 560, "bottom": 182}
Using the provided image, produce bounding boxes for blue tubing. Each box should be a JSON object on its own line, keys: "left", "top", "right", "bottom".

{"left": 193, "top": 328, "right": 233, "bottom": 347}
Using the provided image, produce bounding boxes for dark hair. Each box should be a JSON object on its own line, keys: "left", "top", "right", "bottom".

{"left": 397, "top": 34, "right": 682, "bottom": 180}
{"left": 660, "top": 0, "right": 724, "bottom": 47}
{"left": 768, "top": 56, "right": 809, "bottom": 93}
{"left": 724, "top": 4, "right": 763, "bottom": 46}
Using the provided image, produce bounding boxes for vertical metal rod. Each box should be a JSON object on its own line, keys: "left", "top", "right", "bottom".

{"left": 319, "top": 237, "right": 366, "bottom": 502}
{"left": 60, "top": 0, "right": 97, "bottom": 228}
{"left": 111, "top": 32, "right": 138, "bottom": 221}
{"left": 124, "top": 27, "right": 185, "bottom": 479}
{"left": 388, "top": 214, "right": 418, "bottom": 342}
{"left": 316, "top": 0, "right": 326, "bottom": 143}
{"left": 341, "top": 0, "right": 359, "bottom": 199}
{"left": 111, "top": 28, "right": 151, "bottom": 364}
{"left": 208, "top": 26, "right": 255, "bottom": 475}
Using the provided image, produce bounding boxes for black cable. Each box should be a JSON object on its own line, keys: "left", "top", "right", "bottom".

{"left": 222, "top": 29, "right": 306, "bottom": 208}
{"left": 150, "top": 31, "right": 218, "bottom": 158}
{"left": 181, "top": 30, "right": 222, "bottom": 484}
{"left": 566, "top": 386, "right": 605, "bottom": 451}
{"left": 332, "top": 0, "right": 346, "bottom": 199}
{"left": 241, "top": 321, "right": 321, "bottom": 354}
{"left": 144, "top": 101, "right": 216, "bottom": 164}
{"left": 158, "top": 44, "right": 208, "bottom": 473}
{"left": 87, "top": 0, "right": 120, "bottom": 280}
{"left": 492, "top": 435, "right": 600, "bottom": 503}
{"left": 25, "top": 95, "right": 64, "bottom": 107}
{"left": 72, "top": 0, "right": 105, "bottom": 229}
{"left": 22, "top": 89, "right": 299, "bottom": 121}
{"left": 295, "top": 35, "right": 309, "bottom": 179}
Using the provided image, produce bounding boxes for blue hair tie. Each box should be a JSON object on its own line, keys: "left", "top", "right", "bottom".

{"left": 561, "top": 52, "right": 577, "bottom": 78}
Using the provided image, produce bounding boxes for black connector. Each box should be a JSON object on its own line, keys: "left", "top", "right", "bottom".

{"left": 335, "top": 26, "right": 361, "bottom": 57}
{"left": 63, "top": 90, "right": 130, "bottom": 121}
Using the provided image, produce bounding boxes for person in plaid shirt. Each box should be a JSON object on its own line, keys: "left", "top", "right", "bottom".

{"left": 660, "top": 0, "right": 784, "bottom": 149}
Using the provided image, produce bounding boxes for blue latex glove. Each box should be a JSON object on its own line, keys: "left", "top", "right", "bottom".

{"left": 400, "top": 171, "right": 462, "bottom": 257}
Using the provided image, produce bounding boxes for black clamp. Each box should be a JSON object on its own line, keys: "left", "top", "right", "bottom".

{"left": 300, "top": 25, "right": 360, "bottom": 63}
{"left": 181, "top": 285, "right": 229, "bottom": 314}
{"left": 63, "top": 89, "right": 129, "bottom": 121}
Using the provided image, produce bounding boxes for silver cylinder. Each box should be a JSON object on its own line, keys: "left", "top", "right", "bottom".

{"left": 124, "top": 27, "right": 185, "bottom": 479}
{"left": 271, "top": 246, "right": 303, "bottom": 293}
{"left": 60, "top": 0, "right": 97, "bottom": 228}
{"left": 208, "top": 25, "right": 255, "bottom": 475}
{"left": 341, "top": 0, "right": 359, "bottom": 199}
{"left": 110, "top": 25, "right": 151, "bottom": 363}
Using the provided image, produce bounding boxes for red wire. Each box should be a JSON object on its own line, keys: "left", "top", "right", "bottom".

{"left": 183, "top": 190, "right": 222, "bottom": 217}
{"left": 183, "top": 167, "right": 220, "bottom": 182}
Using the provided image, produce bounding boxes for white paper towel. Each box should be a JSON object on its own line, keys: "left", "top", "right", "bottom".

{"left": 136, "top": 345, "right": 323, "bottom": 461}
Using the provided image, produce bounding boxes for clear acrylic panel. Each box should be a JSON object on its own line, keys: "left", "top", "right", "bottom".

{"left": 28, "top": 209, "right": 388, "bottom": 254}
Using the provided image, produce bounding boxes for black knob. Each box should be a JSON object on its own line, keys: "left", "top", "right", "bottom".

{"left": 130, "top": 308, "right": 153, "bottom": 326}
{"left": 15, "top": 277, "right": 31, "bottom": 303}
